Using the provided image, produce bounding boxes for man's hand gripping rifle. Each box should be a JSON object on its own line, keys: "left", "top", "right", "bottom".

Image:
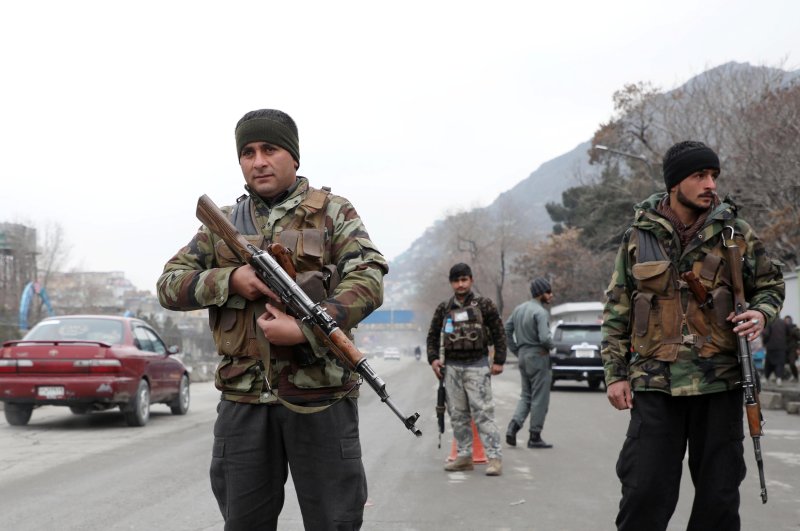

{"left": 197, "top": 194, "right": 422, "bottom": 437}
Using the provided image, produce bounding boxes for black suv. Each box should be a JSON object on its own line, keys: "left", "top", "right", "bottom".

{"left": 550, "top": 321, "right": 604, "bottom": 390}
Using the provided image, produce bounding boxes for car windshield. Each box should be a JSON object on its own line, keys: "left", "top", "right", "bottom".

{"left": 24, "top": 318, "right": 124, "bottom": 344}
{"left": 557, "top": 326, "right": 602, "bottom": 344}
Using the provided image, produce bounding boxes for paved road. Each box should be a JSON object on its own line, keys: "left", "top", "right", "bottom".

{"left": 1, "top": 357, "right": 799, "bottom": 530}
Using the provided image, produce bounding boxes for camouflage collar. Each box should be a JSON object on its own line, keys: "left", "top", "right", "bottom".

{"left": 633, "top": 192, "right": 737, "bottom": 231}
{"left": 448, "top": 291, "right": 476, "bottom": 309}
{"left": 632, "top": 192, "right": 738, "bottom": 255}
{"left": 249, "top": 177, "right": 310, "bottom": 226}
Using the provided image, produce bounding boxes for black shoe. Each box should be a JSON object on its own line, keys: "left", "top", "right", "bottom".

{"left": 506, "top": 420, "right": 522, "bottom": 447}
{"left": 528, "top": 432, "right": 553, "bottom": 449}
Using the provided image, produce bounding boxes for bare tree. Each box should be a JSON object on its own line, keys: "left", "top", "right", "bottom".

{"left": 588, "top": 62, "right": 799, "bottom": 267}
{"left": 512, "top": 228, "right": 613, "bottom": 304}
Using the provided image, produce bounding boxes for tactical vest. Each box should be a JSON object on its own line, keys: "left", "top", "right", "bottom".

{"left": 443, "top": 298, "right": 487, "bottom": 352}
{"left": 208, "top": 185, "right": 356, "bottom": 401}
{"left": 629, "top": 227, "right": 742, "bottom": 361}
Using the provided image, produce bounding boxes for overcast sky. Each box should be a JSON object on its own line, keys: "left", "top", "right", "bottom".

{"left": 1, "top": 0, "right": 797, "bottom": 294}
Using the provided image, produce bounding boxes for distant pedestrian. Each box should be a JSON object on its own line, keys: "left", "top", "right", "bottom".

{"left": 426, "top": 262, "right": 506, "bottom": 476}
{"left": 504, "top": 277, "right": 555, "bottom": 449}
{"left": 764, "top": 314, "right": 790, "bottom": 386}
{"left": 785, "top": 316, "right": 800, "bottom": 382}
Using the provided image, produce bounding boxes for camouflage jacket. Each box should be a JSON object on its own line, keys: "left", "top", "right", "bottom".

{"left": 426, "top": 292, "right": 507, "bottom": 365}
{"left": 157, "top": 177, "right": 388, "bottom": 404}
{"left": 601, "top": 193, "right": 784, "bottom": 396}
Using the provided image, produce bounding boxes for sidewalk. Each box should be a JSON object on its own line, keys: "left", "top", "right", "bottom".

{"left": 759, "top": 375, "right": 800, "bottom": 412}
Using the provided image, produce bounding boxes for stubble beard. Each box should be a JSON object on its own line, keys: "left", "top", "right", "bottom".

{"left": 676, "top": 188, "right": 711, "bottom": 215}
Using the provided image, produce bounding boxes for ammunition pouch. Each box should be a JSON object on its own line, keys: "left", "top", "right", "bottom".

{"left": 443, "top": 301, "right": 487, "bottom": 352}
{"left": 630, "top": 228, "right": 739, "bottom": 361}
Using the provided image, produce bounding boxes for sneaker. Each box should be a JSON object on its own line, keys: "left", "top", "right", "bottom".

{"left": 444, "top": 456, "right": 474, "bottom": 472}
{"left": 777, "top": 378, "right": 783, "bottom": 387}
{"left": 485, "top": 458, "right": 503, "bottom": 476}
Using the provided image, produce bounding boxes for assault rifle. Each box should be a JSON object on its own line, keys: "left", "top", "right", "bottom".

{"left": 196, "top": 194, "right": 422, "bottom": 437}
{"left": 724, "top": 227, "right": 768, "bottom": 504}
{"left": 436, "top": 322, "right": 447, "bottom": 448}
{"left": 436, "top": 370, "right": 446, "bottom": 448}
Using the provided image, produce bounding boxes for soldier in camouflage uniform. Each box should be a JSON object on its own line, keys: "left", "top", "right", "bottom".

{"left": 426, "top": 263, "right": 506, "bottom": 476}
{"left": 601, "top": 141, "right": 784, "bottom": 531}
{"left": 157, "top": 109, "right": 387, "bottom": 531}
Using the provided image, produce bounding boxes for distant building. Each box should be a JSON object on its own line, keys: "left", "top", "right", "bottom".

{"left": 0, "top": 222, "right": 37, "bottom": 314}
{"left": 46, "top": 271, "right": 137, "bottom": 313}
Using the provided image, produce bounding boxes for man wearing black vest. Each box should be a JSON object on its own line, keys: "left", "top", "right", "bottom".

{"left": 427, "top": 263, "right": 506, "bottom": 476}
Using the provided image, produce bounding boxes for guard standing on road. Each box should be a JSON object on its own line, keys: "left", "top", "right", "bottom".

{"left": 601, "top": 140, "right": 784, "bottom": 530}
{"left": 426, "top": 263, "right": 506, "bottom": 476}
{"left": 157, "top": 109, "right": 388, "bottom": 530}
{"left": 504, "top": 277, "right": 556, "bottom": 449}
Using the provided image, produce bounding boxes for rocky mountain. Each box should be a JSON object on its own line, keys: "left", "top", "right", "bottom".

{"left": 384, "top": 140, "right": 601, "bottom": 307}
{"left": 385, "top": 61, "right": 799, "bottom": 308}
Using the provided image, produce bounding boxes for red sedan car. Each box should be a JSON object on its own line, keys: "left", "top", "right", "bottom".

{"left": 0, "top": 315, "right": 190, "bottom": 427}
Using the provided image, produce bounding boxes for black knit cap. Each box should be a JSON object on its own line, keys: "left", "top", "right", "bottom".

{"left": 662, "top": 140, "right": 719, "bottom": 190}
{"left": 235, "top": 109, "right": 300, "bottom": 167}
{"left": 449, "top": 263, "right": 472, "bottom": 281}
{"left": 530, "top": 277, "right": 551, "bottom": 298}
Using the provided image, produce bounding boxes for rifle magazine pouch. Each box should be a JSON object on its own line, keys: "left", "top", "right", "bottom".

{"left": 632, "top": 261, "right": 671, "bottom": 296}
{"left": 632, "top": 292, "right": 654, "bottom": 338}
{"left": 210, "top": 297, "right": 263, "bottom": 358}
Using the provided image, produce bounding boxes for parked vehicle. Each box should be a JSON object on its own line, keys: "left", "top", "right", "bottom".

{"left": 0, "top": 315, "right": 190, "bottom": 427}
{"left": 383, "top": 347, "right": 401, "bottom": 360}
{"left": 550, "top": 320, "right": 604, "bottom": 390}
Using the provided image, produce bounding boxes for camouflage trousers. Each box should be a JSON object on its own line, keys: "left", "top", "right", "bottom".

{"left": 445, "top": 362, "right": 502, "bottom": 459}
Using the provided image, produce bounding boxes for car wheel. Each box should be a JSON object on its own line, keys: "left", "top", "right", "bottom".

{"left": 5, "top": 403, "right": 33, "bottom": 426}
{"left": 124, "top": 379, "right": 151, "bottom": 427}
{"left": 588, "top": 379, "right": 603, "bottom": 391}
{"left": 69, "top": 406, "right": 92, "bottom": 415}
{"left": 170, "top": 374, "right": 191, "bottom": 415}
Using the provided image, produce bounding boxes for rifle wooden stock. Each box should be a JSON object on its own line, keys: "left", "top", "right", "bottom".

{"left": 745, "top": 403, "right": 762, "bottom": 436}
{"left": 196, "top": 195, "right": 254, "bottom": 263}
{"left": 268, "top": 243, "right": 297, "bottom": 279}
{"left": 681, "top": 271, "right": 713, "bottom": 309}
{"left": 328, "top": 328, "right": 365, "bottom": 371}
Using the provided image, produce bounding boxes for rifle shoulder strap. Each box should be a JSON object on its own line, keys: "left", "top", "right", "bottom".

{"left": 230, "top": 195, "right": 259, "bottom": 235}
{"left": 253, "top": 323, "right": 355, "bottom": 414}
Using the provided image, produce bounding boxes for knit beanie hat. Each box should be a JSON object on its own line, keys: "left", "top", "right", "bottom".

{"left": 530, "top": 277, "right": 551, "bottom": 298}
{"left": 449, "top": 263, "right": 473, "bottom": 281}
{"left": 235, "top": 109, "right": 300, "bottom": 167}
{"left": 662, "top": 141, "right": 719, "bottom": 190}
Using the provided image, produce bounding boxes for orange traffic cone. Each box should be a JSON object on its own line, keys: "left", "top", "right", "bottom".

{"left": 447, "top": 420, "right": 488, "bottom": 464}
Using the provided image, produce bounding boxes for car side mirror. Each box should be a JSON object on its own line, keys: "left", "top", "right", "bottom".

{"left": 168, "top": 345, "right": 180, "bottom": 355}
